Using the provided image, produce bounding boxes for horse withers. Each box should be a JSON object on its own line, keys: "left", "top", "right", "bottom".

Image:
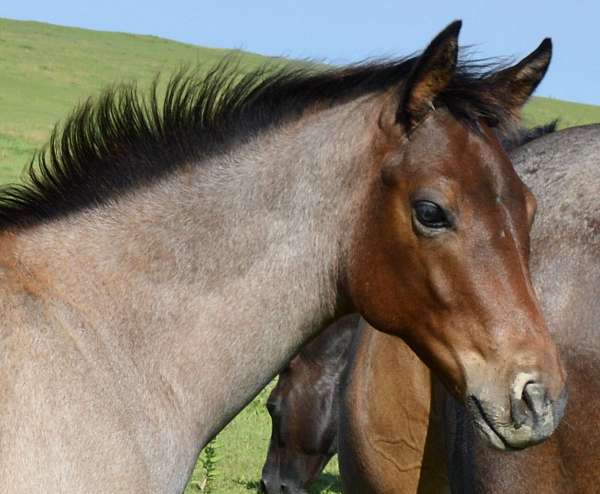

{"left": 0, "top": 21, "right": 565, "bottom": 492}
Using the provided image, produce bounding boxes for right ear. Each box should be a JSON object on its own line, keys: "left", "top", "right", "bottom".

{"left": 395, "top": 21, "right": 462, "bottom": 131}
{"left": 488, "top": 38, "right": 552, "bottom": 120}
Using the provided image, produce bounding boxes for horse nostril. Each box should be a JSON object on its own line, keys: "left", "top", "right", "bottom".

{"left": 522, "top": 381, "right": 548, "bottom": 419}
{"left": 511, "top": 380, "right": 549, "bottom": 428}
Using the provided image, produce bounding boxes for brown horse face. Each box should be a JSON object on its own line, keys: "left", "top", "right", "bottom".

{"left": 347, "top": 22, "right": 566, "bottom": 450}
{"left": 351, "top": 112, "right": 566, "bottom": 450}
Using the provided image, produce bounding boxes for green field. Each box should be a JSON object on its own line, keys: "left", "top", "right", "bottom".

{"left": 1, "top": 17, "right": 599, "bottom": 493}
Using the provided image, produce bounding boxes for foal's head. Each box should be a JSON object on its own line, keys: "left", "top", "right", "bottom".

{"left": 347, "top": 22, "right": 566, "bottom": 449}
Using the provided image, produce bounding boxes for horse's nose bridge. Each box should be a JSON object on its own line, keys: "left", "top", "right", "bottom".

{"left": 479, "top": 207, "right": 537, "bottom": 302}
{"left": 453, "top": 235, "right": 540, "bottom": 334}
{"left": 477, "top": 268, "right": 553, "bottom": 355}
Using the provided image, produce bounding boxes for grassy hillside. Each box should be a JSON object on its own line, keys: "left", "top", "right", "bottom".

{"left": 0, "top": 17, "right": 269, "bottom": 183}
{"left": 1, "top": 17, "right": 599, "bottom": 494}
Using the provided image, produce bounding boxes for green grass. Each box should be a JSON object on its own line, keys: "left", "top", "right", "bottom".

{"left": 1, "top": 16, "right": 599, "bottom": 494}
{"left": 0, "top": 133, "right": 32, "bottom": 183}
{"left": 523, "top": 96, "right": 600, "bottom": 130}
{"left": 183, "top": 385, "right": 341, "bottom": 494}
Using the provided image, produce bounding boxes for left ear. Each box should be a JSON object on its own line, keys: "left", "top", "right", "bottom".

{"left": 491, "top": 38, "right": 552, "bottom": 116}
{"left": 396, "top": 20, "right": 462, "bottom": 130}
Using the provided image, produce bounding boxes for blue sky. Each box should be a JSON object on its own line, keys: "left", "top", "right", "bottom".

{"left": 3, "top": 1, "right": 599, "bottom": 104}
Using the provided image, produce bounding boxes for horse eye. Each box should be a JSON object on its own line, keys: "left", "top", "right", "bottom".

{"left": 266, "top": 401, "right": 278, "bottom": 417}
{"left": 412, "top": 201, "right": 449, "bottom": 229}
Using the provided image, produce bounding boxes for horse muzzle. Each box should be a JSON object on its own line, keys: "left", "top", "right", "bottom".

{"left": 468, "top": 379, "right": 568, "bottom": 450}
{"left": 261, "top": 478, "right": 310, "bottom": 494}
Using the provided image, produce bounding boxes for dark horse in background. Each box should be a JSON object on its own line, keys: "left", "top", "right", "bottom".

{"left": 261, "top": 315, "right": 358, "bottom": 493}
{"left": 0, "top": 21, "right": 566, "bottom": 491}
{"left": 260, "top": 124, "right": 600, "bottom": 493}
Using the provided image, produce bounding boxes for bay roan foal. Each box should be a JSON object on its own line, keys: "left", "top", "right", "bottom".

{"left": 0, "top": 21, "right": 564, "bottom": 492}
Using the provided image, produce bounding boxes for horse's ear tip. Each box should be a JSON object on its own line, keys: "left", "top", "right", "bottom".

{"left": 450, "top": 19, "right": 463, "bottom": 32}
{"left": 540, "top": 38, "right": 552, "bottom": 52}
{"left": 529, "top": 38, "right": 552, "bottom": 65}
{"left": 427, "top": 21, "right": 462, "bottom": 46}
{"left": 445, "top": 20, "right": 463, "bottom": 37}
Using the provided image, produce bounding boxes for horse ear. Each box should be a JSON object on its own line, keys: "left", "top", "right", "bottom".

{"left": 491, "top": 39, "right": 552, "bottom": 116}
{"left": 397, "top": 20, "right": 461, "bottom": 129}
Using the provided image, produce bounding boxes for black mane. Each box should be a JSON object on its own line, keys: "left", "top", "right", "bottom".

{"left": 499, "top": 121, "right": 558, "bottom": 152}
{"left": 0, "top": 56, "right": 519, "bottom": 228}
